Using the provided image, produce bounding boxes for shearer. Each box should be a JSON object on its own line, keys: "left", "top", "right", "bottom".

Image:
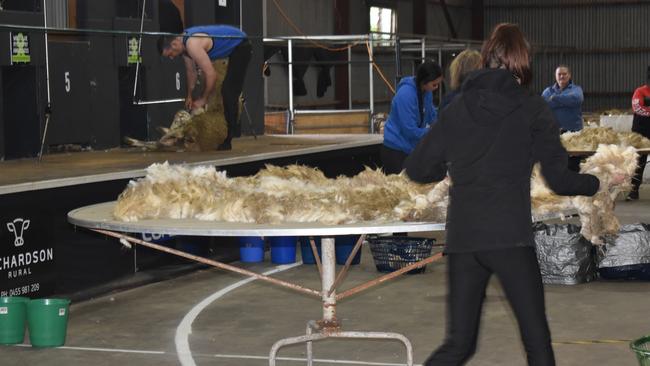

{"left": 158, "top": 24, "right": 251, "bottom": 151}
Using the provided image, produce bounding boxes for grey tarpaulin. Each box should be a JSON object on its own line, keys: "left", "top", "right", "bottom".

{"left": 533, "top": 223, "right": 596, "bottom": 285}
{"left": 598, "top": 223, "right": 650, "bottom": 268}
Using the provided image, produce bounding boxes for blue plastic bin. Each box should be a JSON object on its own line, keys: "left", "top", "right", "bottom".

{"left": 336, "top": 235, "right": 362, "bottom": 265}
{"left": 269, "top": 236, "right": 297, "bottom": 264}
{"left": 239, "top": 236, "right": 265, "bottom": 263}
{"left": 300, "top": 237, "right": 322, "bottom": 264}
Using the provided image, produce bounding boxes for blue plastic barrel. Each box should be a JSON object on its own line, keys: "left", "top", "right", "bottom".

{"left": 299, "top": 237, "right": 322, "bottom": 264}
{"left": 269, "top": 236, "right": 297, "bottom": 264}
{"left": 335, "top": 235, "right": 362, "bottom": 265}
{"left": 239, "top": 236, "right": 265, "bottom": 263}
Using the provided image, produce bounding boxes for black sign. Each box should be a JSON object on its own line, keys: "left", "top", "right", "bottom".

{"left": 0, "top": 215, "right": 55, "bottom": 298}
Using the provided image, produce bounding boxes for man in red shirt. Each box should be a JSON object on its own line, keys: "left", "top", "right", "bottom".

{"left": 628, "top": 66, "right": 650, "bottom": 200}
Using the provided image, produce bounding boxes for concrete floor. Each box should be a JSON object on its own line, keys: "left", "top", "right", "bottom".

{"left": 3, "top": 187, "right": 650, "bottom": 366}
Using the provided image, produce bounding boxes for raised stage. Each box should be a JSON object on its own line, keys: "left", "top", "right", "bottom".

{"left": 0, "top": 134, "right": 383, "bottom": 300}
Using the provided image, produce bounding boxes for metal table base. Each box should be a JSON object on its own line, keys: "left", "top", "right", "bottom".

{"left": 67, "top": 202, "right": 445, "bottom": 365}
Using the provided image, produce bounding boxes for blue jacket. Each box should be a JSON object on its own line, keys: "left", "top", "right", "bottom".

{"left": 383, "top": 76, "right": 438, "bottom": 154}
{"left": 541, "top": 81, "right": 584, "bottom": 131}
{"left": 183, "top": 25, "right": 246, "bottom": 60}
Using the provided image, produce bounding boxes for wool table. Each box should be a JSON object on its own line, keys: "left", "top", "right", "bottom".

{"left": 567, "top": 147, "right": 650, "bottom": 156}
{"left": 68, "top": 201, "right": 445, "bottom": 366}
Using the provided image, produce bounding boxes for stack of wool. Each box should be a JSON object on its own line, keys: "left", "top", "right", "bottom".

{"left": 561, "top": 127, "right": 650, "bottom": 151}
{"left": 114, "top": 145, "right": 637, "bottom": 243}
{"left": 531, "top": 144, "right": 638, "bottom": 243}
{"left": 113, "top": 164, "right": 449, "bottom": 225}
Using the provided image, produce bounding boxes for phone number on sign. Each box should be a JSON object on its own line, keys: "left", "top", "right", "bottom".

{"left": 1, "top": 283, "right": 40, "bottom": 297}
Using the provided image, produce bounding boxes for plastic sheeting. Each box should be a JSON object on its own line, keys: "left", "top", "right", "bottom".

{"left": 534, "top": 223, "right": 596, "bottom": 285}
{"left": 598, "top": 223, "right": 650, "bottom": 268}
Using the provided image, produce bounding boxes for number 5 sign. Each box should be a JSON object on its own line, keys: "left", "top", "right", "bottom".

{"left": 64, "top": 71, "right": 71, "bottom": 93}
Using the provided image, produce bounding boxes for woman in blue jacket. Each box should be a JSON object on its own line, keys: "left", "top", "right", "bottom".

{"left": 381, "top": 61, "right": 443, "bottom": 174}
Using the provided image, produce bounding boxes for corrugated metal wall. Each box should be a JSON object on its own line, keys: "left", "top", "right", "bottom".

{"left": 427, "top": 2, "right": 472, "bottom": 39}
{"left": 485, "top": 0, "right": 650, "bottom": 111}
{"left": 45, "top": 0, "right": 68, "bottom": 28}
{"left": 264, "top": 0, "right": 335, "bottom": 107}
{"left": 266, "top": 0, "right": 334, "bottom": 36}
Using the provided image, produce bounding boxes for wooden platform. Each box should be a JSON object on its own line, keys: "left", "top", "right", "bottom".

{"left": 293, "top": 111, "right": 370, "bottom": 134}
{"left": 0, "top": 134, "right": 383, "bottom": 194}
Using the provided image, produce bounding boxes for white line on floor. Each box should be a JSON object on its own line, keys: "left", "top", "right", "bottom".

{"left": 13, "top": 343, "right": 165, "bottom": 354}
{"left": 207, "top": 353, "right": 417, "bottom": 365}
{"left": 174, "top": 262, "right": 303, "bottom": 366}
{"left": 14, "top": 344, "right": 418, "bottom": 365}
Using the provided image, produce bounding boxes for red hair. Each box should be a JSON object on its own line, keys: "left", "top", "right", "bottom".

{"left": 481, "top": 23, "right": 532, "bottom": 85}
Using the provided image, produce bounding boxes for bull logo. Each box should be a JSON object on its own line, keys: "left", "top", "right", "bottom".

{"left": 7, "top": 218, "right": 30, "bottom": 247}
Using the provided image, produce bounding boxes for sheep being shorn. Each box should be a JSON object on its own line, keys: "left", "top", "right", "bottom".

{"left": 123, "top": 60, "right": 230, "bottom": 152}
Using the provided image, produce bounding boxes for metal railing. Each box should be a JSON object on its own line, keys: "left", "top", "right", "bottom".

{"left": 263, "top": 33, "right": 481, "bottom": 134}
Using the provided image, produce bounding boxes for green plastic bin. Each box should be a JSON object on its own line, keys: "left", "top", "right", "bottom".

{"left": 631, "top": 335, "right": 650, "bottom": 366}
{"left": 0, "top": 296, "right": 29, "bottom": 344}
{"left": 27, "top": 298, "right": 71, "bottom": 347}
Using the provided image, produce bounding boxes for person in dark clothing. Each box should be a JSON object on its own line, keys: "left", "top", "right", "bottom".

{"left": 627, "top": 66, "right": 650, "bottom": 200}
{"left": 404, "top": 23, "right": 624, "bottom": 366}
{"left": 382, "top": 61, "right": 443, "bottom": 174}
{"left": 159, "top": 25, "right": 251, "bottom": 150}
{"left": 440, "top": 49, "right": 481, "bottom": 111}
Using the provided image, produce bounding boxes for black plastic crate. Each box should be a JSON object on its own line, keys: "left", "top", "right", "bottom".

{"left": 599, "top": 264, "right": 650, "bottom": 281}
{"left": 367, "top": 236, "right": 435, "bottom": 274}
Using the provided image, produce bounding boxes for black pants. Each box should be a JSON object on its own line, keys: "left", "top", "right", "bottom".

{"left": 631, "top": 115, "right": 650, "bottom": 194}
{"left": 222, "top": 40, "right": 252, "bottom": 145}
{"left": 424, "top": 247, "right": 555, "bottom": 366}
{"left": 381, "top": 145, "right": 408, "bottom": 175}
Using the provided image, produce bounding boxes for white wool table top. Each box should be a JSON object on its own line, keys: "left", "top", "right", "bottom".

{"left": 68, "top": 201, "right": 445, "bottom": 237}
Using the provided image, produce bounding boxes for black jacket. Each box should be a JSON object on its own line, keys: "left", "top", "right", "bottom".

{"left": 404, "top": 69, "right": 600, "bottom": 253}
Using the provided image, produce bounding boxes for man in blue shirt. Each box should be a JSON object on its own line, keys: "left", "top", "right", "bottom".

{"left": 159, "top": 25, "right": 251, "bottom": 150}
{"left": 542, "top": 65, "right": 584, "bottom": 132}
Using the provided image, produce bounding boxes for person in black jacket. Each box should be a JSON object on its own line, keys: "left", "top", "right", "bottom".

{"left": 404, "top": 24, "right": 623, "bottom": 366}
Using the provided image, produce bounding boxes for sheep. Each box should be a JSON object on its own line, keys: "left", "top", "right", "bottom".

{"left": 123, "top": 60, "right": 230, "bottom": 152}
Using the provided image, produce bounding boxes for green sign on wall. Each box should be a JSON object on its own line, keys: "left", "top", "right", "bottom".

{"left": 127, "top": 37, "right": 142, "bottom": 64}
{"left": 10, "top": 32, "right": 31, "bottom": 64}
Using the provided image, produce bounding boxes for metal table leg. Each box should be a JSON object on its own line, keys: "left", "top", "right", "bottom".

{"left": 269, "top": 237, "right": 414, "bottom": 366}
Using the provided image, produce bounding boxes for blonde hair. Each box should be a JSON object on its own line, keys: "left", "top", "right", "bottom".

{"left": 448, "top": 49, "right": 482, "bottom": 90}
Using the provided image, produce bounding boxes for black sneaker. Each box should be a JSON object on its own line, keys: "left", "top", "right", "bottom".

{"left": 626, "top": 191, "right": 639, "bottom": 201}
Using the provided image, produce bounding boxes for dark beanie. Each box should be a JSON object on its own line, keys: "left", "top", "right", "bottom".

{"left": 416, "top": 61, "right": 443, "bottom": 86}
